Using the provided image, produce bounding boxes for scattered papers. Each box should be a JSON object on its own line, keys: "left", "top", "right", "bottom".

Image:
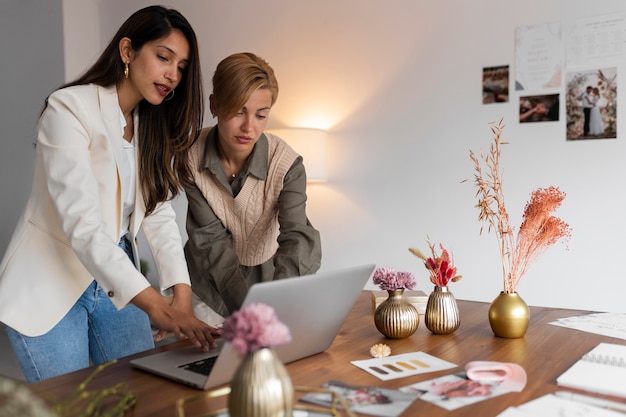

{"left": 549, "top": 312, "right": 626, "bottom": 340}
{"left": 496, "top": 393, "right": 626, "bottom": 417}
{"left": 300, "top": 380, "right": 419, "bottom": 417}
{"left": 400, "top": 372, "right": 516, "bottom": 411}
{"left": 351, "top": 351, "right": 456, "bottom": 381}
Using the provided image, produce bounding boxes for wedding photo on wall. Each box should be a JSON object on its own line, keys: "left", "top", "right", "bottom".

{"left": 565, "top": 67, "right": 617, "bottom": 141}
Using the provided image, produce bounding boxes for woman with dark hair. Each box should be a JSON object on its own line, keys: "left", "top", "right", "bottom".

{"left": 183, "top": 52, "right": 322, "bottom": 325}
{"left": 0, "top": 6, "right": 219, "bottom": 383}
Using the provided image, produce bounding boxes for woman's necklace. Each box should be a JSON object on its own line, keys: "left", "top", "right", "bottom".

{"left": 216, "top": 141, "right": 243, "bottom": 181}
{"left": 222, "top": 158, "right": 241, "bottom": 180}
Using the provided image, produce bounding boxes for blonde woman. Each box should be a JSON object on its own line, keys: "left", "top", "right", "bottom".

{"left": 182, "top": 53, "right": 322, "bottom": 325}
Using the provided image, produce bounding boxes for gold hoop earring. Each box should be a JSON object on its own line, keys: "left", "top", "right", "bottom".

{"left": 164, "top": 89, "right": 175, "bottom": 101}
{"left": 124, "top": 63, "right": 129, "bottom": 79}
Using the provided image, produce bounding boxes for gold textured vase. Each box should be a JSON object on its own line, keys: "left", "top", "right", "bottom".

{"left": 228, "top": 347, "right": 294, "bottom": 417}
{"left": 374, "top": 289, "right": 419, "bottom": 339}
{"left": 488, "top": 291, "right": 530, "bottom": 338}
{"left": 425, "top": 286, "right": 460, "bottom": 335}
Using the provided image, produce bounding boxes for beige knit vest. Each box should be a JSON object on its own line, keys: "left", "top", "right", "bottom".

{"left": 189, "top": 129, "right": 299, "bottom": 266}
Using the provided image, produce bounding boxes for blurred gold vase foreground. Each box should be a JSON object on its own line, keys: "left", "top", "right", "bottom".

{"left": 488, "top": 291, "right": 530, "bottom": 338}
{"left": 228, "top": 347, "right": 294, "bottom": 417}
{"left": 374, "top": 289, "right": 419, "bottom": 339}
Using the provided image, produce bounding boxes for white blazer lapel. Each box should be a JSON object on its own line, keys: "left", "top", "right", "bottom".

{"left": 97, "top": 85, "right": 126, "bottom": 238}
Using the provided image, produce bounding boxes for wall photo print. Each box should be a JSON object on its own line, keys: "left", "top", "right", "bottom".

{"left": 515, "top": 22, "right": 562, "bottom": 91}
{"left": 483, "top": 65, "right": 509, "bottom": 104}
{"left": 566, "top": 67, "right": 617, "bottom": 140}
{"left": 519, "top": 94, "right": 560, "bottom": 123}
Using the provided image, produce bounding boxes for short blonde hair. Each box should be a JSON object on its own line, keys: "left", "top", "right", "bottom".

{"left": 211, "top": 52, "right": 278, "bottom": 119}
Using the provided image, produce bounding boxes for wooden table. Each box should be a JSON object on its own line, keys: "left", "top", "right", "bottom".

{"left": 32, "top": 291, "right": 626, "bottom": 416}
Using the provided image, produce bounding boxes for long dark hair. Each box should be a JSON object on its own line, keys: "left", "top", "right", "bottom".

{"left": 46, "top": 5, "right": 203, "bottom": 215}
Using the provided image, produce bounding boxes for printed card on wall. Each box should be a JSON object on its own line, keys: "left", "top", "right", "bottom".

{"left": 566, "top": 13, "right": 625, "bottom": 68}
{"left": 515, "top": 22, "right": 563, "bottom": 91}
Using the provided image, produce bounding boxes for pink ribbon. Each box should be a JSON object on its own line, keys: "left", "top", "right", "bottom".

{"left": 465, "top": 361, "right": 527, "bottom": 392}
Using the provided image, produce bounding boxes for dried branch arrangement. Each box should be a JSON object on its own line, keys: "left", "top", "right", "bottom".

{"left": 469, "top": 119, "right": 571, "bottom": 293}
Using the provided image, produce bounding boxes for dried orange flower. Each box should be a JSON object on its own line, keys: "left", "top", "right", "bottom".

{"left": 469, "top": 119, "right": 572, "bottom": 293}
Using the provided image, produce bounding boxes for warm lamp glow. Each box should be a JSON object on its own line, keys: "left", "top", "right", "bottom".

{"left": 267, "top": 128, "right": 328, "bottom": 182}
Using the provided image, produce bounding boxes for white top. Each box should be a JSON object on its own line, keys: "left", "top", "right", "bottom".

{"left": 118, "top": 108, "right": 136, "bottom": 239}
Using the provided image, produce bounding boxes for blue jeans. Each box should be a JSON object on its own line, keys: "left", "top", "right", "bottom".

{"left": 6, "top": 236, "right": 154, "bottom": 383}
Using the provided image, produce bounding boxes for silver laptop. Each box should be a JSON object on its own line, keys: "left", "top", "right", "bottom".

{"left": 130, "top": 264, "right": 375, "bottom": 390}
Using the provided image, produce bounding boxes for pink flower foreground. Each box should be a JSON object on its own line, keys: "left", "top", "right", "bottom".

{"left": 222, "top": 302, "right": 291, "bottom": 355}
{"left": 372, "top": 267, "right": 416, "bottom": 291}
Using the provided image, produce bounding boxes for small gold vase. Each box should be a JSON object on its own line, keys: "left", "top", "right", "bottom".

{"left": 425, "top": 286, "right": 460, "bottom": 335}
{"left": 228, "top": 347, "right": 294, "bottom": 417}
{"left": 374, "top": 288, "right": 419, "bottom": 339}
{"left": 488, "top": 291, "right": 530, "bottom": 338}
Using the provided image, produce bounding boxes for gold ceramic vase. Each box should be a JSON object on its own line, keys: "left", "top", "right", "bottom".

{"left": 488, "top": 291, "right": 530, "bottom": 338}
{"left": 374, "top": 289, "right": 419, "bottom": 339}
{"left": 424, "top": 286, "right": 460, "bottom": 335}
{"left": 228, "top": 347, "right": 294, "bottom": 417}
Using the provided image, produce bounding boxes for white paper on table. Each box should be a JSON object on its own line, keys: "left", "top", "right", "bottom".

{"left": 495, "top": 407, "right": 535, "bottom": 417}
{"left": 549, "top": 312, "right": 626, "bottom": 340}
{"left": 351, "top": 351, "right": 457, "bottom": 381}
{"left": 502, "top": 394, "right": 624, "bottom": 417}
{"left": 400, "top": 372, "right": 512, "bottom": 411}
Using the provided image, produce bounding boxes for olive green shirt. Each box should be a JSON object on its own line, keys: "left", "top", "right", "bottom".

{"left": 184, "top": 127, "right": 322, "bottom": 316}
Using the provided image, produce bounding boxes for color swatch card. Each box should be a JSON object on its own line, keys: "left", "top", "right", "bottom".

{"left": 351, "top": 352, "right": 457, "bottom": 381}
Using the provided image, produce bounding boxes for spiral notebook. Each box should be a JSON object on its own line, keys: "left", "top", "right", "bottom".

{"left": 556, "top": 342, "right": 626, "bottom": 398}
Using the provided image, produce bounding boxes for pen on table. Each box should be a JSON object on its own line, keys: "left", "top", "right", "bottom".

{"left": 554, "top": 391, "right": 626, "bottom": 414}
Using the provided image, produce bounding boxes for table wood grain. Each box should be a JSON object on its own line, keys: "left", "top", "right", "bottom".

{"left": 31, "top": 292, "right": 626, "bottom": 416}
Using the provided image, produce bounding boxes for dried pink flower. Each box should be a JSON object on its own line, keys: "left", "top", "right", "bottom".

{"left": 372, "top": 267, "right": 416, "bottom": 291}
{"left": 469, "top": 119, "right": 572, "bottom": 293}
{"left": 222, "top": 302, "right": 291, "bottom": 355}
{"left": 507, "top": 186, "right": 572, "bottom": 292}
{"left": 409, "top": 240, "right": 462, "bottom": 287}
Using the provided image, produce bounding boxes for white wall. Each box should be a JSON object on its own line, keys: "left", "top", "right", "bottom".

{"left": 62, "top": 0, "right": 626, "bottom": 313}
{"left": 62, "top": 0, "right": 100, "bottom": 81}
{"left": 0, "top": 0, "right": 64, "bottom": 252}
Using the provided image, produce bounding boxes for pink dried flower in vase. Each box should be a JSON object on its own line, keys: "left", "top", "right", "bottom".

{"left": 372, "top": 267, "right": 416, "bottom": 291}
{"left": 409, "top": 240, "right": 462, "bottom": 287}
{"left": 507, "top": 186, "right": 572, "bottom": 292}
{"left": 222, "top": 302, "right": 291, "bottom": 355}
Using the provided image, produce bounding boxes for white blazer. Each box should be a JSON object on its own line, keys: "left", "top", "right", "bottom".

{"left": 0, "top": 84, "right": 191, "bottom": 337}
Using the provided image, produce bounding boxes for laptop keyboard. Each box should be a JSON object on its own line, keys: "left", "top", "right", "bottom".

{"left": 179, "top": 356, "right": 218, "bottom": 376}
